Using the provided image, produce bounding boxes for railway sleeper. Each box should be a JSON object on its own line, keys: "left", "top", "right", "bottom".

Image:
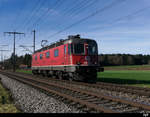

{"left": 123, "top": 108, "right": 139, "bottom": 113}
{"left": 76, "top": 104, "right": 85, "bottom": 109}
{"left": 70, "top": 101, "right": 78, "bottom": 106}
{"left": 120, "top": 106, "right": 137, "bottom": 113}
{"left": 103, "top": 102, "right": 119, "bottom": 107}
{"left": 63, "top": 99, "right": 72, "bottom": 104}
{"left": 82, "top": 107, "right": 91, "bottom": 112}
{"left": 77, "top": 96, "right": 94, "bottom": 100}
{"left": 76, "top": 95, "right": 95, "bottom": 100}
{"left": 97, "top": 100, "right": 110, "bottom": 105}
{"left": 85, "top": 98, "right": 100, "bottom": 102}
{"left": 112, "top": 104, "right": 128, "bottom": 110}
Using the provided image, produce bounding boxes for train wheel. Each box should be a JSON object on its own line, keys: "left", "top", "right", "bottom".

{"left": 58, "top": 72, "right": 63, "bottom": 80}
{"left": 32, "top": 70, "right": 35, "bottom": 75}
{"left": 51, "top": 75, "right": 55, "bottom": 79}
{"left": 68, "top": 73, "right": 73, "bottom": 81}
{"left": 69, "top": 77, "right": 73, "bottom": 82}
{"left": 42, "top": 71, "right": 46, "bottom": 77}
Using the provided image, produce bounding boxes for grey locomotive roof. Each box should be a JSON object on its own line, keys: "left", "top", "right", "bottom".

{"left": 34, "top": 35, "right": 96, "bottom": 54}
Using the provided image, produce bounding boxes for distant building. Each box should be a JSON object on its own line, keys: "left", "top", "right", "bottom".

{"left": 148, "top": 60, "right": 150, "bottom": 65}
{"left": 0, "top": 65, "right": 5, "bottom": 70}
{"left": 19, "top": 64, "right": 28, "bottom": 69}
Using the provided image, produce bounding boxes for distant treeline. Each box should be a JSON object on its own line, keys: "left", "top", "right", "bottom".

{"left": 0, "top": 53, "right": 32, "bottom": 69}
{"left": 99, "top": 54, "right": 150, "bottom": 66}
{"left": 1, "top": 54, "right": 150, "bottom": 69}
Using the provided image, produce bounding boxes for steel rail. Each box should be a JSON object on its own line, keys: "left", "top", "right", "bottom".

{"left": 0, "top": 71, "right": 117, "bottom": 113}
{"left": 1, "top": 71, "right": 150, "bottom": 113}
{"left": 12, "top": 71, "right": 150, "bottom": 96}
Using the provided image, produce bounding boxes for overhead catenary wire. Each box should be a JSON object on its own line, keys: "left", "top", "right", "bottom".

{"left": 23, "top": 0, "right": 49, "bottom": 31}
{"left": 17, "top": 0, "right": 44, "bottom": 31}
{"left": 15, "top": 0, "right": 47, "bottom": 48}
{"left": 34, "top": 0, "right": 101, "bottom": 40}
{"left": 32, "top": 0, "right": 86, "bottom": 31}
{"left": 95, "top": 5, "right": 150, "bottom": 31}
{"left": 21, "top": 0, "right": 63, "bottom": 48}
{"left": 47, "top": 0, "right": 127, "bottom": 39}
{"left": 10, "top": 1, "right": 28, "bottom": 31}
{"left": 62, "top": 0, "right": 88, "bottom": 16}
{"left": 28, "top": 0, "right": 64, "bottom": 31}
{"left": 48, "top": 0, "right": 99, "bottom": 31}
{"left": 69, "top": 0, "right": 99, "bottom": 17}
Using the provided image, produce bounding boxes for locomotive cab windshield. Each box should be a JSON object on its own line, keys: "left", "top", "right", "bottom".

{"left": 87, "top": 43, "right": 98, "bottom": 55}
{"left": 74, "top": 44, "right": 85, "bottom": 55}
{"left": 72, "top": 39, "right": 98, "bottom": 56}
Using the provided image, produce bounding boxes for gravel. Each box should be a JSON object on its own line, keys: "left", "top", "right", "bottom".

{"left": 51, "top": 80, "right": 150, "bottom": 106}
{"left": 0, "top": 74, "right": 81, "bottom": 113}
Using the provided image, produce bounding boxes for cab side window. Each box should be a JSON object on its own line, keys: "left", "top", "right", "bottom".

{"left": 68, "top": 44, "right": 73, "bottom": 55}
{"left": 35, "top": 55, "right": 37, "bottom": 60}
{"left": 54, "top": 49, "right": 59, "bottom": 57}
{"left": 64, "top": 45, "right": 67, "bottom": 55}
{"left": 40, "top": 54, "right": 43, "bottom": 59}
{"left": 46, "top": 52, "right": 50, "bottom": 58}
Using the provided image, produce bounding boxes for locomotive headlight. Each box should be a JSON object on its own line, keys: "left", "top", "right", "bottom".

{"left": 76, "top": 62, "right": 81, "bottom": 65}
{"left": 85, "top": 56, "right": 90, "bottom": 61}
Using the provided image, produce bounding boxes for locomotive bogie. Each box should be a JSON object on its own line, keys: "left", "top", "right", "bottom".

{"left": 32, "top": 65, "right": 99, "bottom": 82}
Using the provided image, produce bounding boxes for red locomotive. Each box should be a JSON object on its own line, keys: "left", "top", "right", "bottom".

{"left": 32, "top": 35, "right": 104, "bottom": 82}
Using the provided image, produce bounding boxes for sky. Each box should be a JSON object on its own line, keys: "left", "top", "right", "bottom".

{"left": 0, "top": 0, "right": 150, "bottom": 60}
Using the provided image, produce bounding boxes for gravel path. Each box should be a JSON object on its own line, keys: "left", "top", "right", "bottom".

{"left": 0, "top": 74, "right": 81, "bottom": 113}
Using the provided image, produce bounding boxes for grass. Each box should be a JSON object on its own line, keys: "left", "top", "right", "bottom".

{"left": 16, "top": 69, "right": 32, "bottom": 74}
{"left": 0, "top": 83, "right": 20, "bottom": 113}
{"left": 99, "top": 70, "right": 150, "bottom": 81}
{"left": 16, "top": 68, "right": 150, "bottom": 88}
{"left": 98, "top": 70, "right": 150, "bottom": 88}
{"left": 104, "top": 65, "right": 150, "bottom": 71}
{"left": 104, "top": 65, "right": 150, "bottom": 68}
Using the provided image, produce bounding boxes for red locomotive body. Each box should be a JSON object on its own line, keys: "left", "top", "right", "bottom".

{"left": 32, "top": 35, "right": 104, "bottom": 82}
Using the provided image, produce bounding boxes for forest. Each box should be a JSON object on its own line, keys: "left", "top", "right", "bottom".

{"left": 1, "top": 54, "right": 150, "bottom": 69}
{"left": 99, "top": 54, "right": 150, "bottom": 66}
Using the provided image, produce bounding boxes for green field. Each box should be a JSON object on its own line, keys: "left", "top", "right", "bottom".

{"left": 105, "top": 65, "right": 150, "bottom": 68}
{"left": 0, "top": 84, "right": 20, "bottom": 113}
{"left": 16, "top": 66, "right": 150, "bottom": 88}
{"left": 104, "top": 65, "right": 150, "bottom": 70}
{"left": 98, "top": 70, "right": 150, "bottom": 88}
{"left": 16, "top": 69, "right": 32, "bottom": 74}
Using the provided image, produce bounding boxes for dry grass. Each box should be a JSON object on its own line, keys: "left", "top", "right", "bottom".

{"left": 0, "top": 83, "right": 20, "bottom": 113}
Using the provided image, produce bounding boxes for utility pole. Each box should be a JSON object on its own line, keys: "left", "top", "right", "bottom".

{"left": 0, "top": 50, "right": 9, "bottom": 69}
{"left": 4, "top": 32, "right": 25, "bottom": 72}
{"left": 0, "top": 45, "right": 8, "bottom": 66}
{"left": 32, "top": 30, "right": 36, "bottom": 53}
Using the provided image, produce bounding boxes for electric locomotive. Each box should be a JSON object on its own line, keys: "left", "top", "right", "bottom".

{"left": 32, "top": 35, "right": 104, "bottom": 82}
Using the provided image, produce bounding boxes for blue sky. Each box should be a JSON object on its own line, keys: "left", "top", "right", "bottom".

{"left": 0, "top": 0, "right": 150, "bottom": 60}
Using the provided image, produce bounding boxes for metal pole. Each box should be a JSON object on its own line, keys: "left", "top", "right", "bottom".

{"left": 4, "top": 32, "right": 25, "bottom": 72}
{"left": 32, "top": 30, "right": 36, "bottom": 53}
{"left": 13, "top": 33, "right": 16, "bottom": 72}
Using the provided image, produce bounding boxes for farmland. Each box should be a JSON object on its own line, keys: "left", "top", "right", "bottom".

{"left": 98, "top": 65, "right": 150, "bottom": 88}
{"left": 16, "top": 69, "right": 32, "bottom": 74}
{"left": 16, "top": 65, "right": 150, "bottom": 88}
{"left": 104, "top": 65, "right": 150, "bottom": 70}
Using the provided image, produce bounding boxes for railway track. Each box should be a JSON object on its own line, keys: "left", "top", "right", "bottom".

{"left": 12, "top": 71, "right": 150, "bottom": 102}
{"left": 9, "top": 71, "right": 150, "bottom": 97}
{"left": 0, "top": 71, "right": 150, "bottom": 113}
